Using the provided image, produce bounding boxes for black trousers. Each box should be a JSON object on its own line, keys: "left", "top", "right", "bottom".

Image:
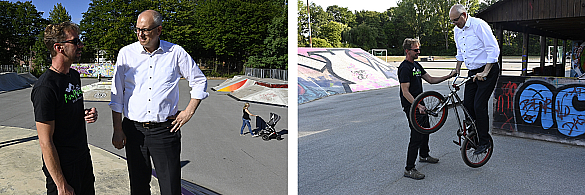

{"left": 464, "top": 64, "right": 499, "bottom": 146}
{"left": 43, "top": 152, "right": 95, "bottom": 195}
{"left": 403, "top": 107, "right": 430, "bottom": 171}
{"left": 123, "top": 118, "right": 182, "bottom": 195}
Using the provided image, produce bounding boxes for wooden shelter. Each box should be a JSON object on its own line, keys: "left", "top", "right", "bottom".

{"left": 476, "top": 0, "right": 585, "bottom": 76}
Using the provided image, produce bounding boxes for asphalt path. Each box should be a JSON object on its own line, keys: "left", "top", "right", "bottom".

{"left": 298, "top": 81, "right": 585, "bottom": 195}
{"left": 0, "top": 78, "right": 288, "bottom": 195}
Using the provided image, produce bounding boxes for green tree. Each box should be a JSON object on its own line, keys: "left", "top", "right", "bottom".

{"left": 80, "top": 0, "right": 144, "bottom": 63}
{"left": 49, "top": 3, "right": 71, "bottom": 24}
{"left": 245, "top": 5, "right": 288, "bottom": 69}
{"left": 194, "top": 0, "right": 283, "bottom": 74}
{"left": 0, "top": 1, "right": 45, "bottom": 67}
{"left": 326, "top": 5, "right": 356, "bottom": 27}
{"left": 319, "top": 21, "right": 345, "bottom": 47}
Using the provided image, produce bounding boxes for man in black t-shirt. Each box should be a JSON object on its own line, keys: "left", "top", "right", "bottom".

{"left": 398, "top": 38, "right": 455, "bottom": 180}
{"left": 31, "top": 22, "right": 98, "bottom": 195}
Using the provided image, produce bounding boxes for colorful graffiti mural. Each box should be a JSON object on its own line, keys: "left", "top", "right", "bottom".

{"left": 570, "top": 42, "right": 585, "bottom": 77}
{"left": 298, "top": 48, "right": 399, "bottom": 104}
{"left": 494, "top": 76, "right": 585, "bottom": 140}
{"left": 71, "top": 63, "right": 114, "bottom": 78}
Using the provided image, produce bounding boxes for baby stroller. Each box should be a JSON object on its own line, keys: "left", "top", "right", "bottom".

{"left": 258, "top": 112, "right": 282, "bottom": 141}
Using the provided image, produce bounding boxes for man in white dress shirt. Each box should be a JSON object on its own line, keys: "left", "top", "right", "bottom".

{"left": 109, "top": 10, "right": 208, "bottom": 195}
{"left": 450, "top": 4, "right": 500, "bottom": 155}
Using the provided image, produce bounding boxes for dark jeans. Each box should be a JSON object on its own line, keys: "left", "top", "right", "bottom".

{"left": 464, "top": 63, "right": 499, "bottom": 146}
{"left": 123, "top": 118, "right": 182, "bottom": 195}
{"left": 403, "top": 107, "right": 430, "bottom": 171}
{"left": 43, "top": 152, "right": 95, "bottom": 195}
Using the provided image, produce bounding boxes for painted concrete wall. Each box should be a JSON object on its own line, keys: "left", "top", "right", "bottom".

{"left": 494, "top": 76, "right": 585, "bottom": 145}
{"left": 298, "top": 48, "right": 399, "bottom": 104}
{"left": 71, "top": 63, "right": 114, "bottom": 78}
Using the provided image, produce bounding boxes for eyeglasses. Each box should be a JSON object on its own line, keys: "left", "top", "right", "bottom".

{"left": 133, "top": 25, "right": 160, "bottom": 35}
{"left": 408, "top": 49, "right": 420, "bottom": 52}
{"left": 57, "top": 38, "right": 83, "bottom": 46}
{"left": 450, "top": 13, "right": 464, "bottom": 24}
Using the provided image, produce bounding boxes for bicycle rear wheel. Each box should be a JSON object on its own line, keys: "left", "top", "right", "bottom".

{"left": 409, "top": 91, "right": 448, "bottom": 134}
{"left": 461, "top": 134, "right": 493, "bottom": 168}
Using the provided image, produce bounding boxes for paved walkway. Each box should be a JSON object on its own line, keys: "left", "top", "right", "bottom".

{"left": 0, "top": 125, "right": 161, "bottom": 194}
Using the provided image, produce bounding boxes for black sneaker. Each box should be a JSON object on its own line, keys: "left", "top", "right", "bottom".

{"left": 419, "top": 156, "right": 439, "bottom": 163}
{"left": 404, "top": 168, "right": 425, "bottom": 180}
{"left": 474, "top": 144, "right": 490, "bottom": 155}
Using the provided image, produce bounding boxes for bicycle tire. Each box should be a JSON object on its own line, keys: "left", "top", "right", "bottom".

{"left": 409, "top": 91, "right": 448, "bottom": 134}
{"left": 461, "top": 134, "right": 493, "bottom": 168}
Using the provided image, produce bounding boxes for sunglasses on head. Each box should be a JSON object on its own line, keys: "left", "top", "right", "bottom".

{"left": 57, "top": 38, "right": 83, "bottom": 46}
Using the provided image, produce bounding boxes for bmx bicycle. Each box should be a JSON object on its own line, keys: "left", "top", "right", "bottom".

{"left": 409, "top": 75, "right": 493, "bottom": 168}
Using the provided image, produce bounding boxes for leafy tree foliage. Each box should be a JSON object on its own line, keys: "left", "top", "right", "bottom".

{"left": 245, "top": 4, "right": 288, "bottom": 69}
{"left": 49, "top": 3, "right": 71, "bottom": 24}
{"left": 0, "top": 1, "right": 45, "bottom": 66}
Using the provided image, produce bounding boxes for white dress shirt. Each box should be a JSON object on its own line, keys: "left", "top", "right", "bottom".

{"left": 109, "top": 40, "right": 209, "bottom": 122}
{"left": 454, "top": 16, "right": 500, "bottom": 70}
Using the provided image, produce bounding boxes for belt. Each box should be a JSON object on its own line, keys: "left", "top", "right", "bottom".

{"left": 134, "top": 120, "right": 173, "bottom": 129}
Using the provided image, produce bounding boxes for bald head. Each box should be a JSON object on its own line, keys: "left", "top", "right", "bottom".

{"left": 138, "top": 10, "right": 162, "bottom": 27}
{"left": 449, "top": 4, "right": 466, "bottom": 18}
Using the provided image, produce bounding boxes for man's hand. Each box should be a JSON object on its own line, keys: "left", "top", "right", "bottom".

{"left": 112, "top": 130, "right": 126, "bottom": 149}
{"left": 474, "top": 72, "right": 488, "bottom": 82}
{"left": 417, "top": 104, "right": 427, "bottom": 114}
{"left": 57, "top": 183, "right": 75, "bottom": 195}
{"left": 84, "top": 108, "right": 98, "bottom": 123}
{"left": 169, "top": 110, "right": 193, "bottom": 132}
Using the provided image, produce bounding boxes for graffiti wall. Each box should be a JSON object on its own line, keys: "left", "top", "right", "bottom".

{"left": 494, "top": 76, "right": 585, "bottom": 144}
{"left": 298, "top": 48, "right": 399, "bottom": 104}
{"left": 71, "top": 63, "right": 114, "bottom": 78}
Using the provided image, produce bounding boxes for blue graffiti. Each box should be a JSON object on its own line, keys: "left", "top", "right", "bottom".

{"left": 518, "top": 84, "right": 554, "bottom": 129}
{"left": 517, "top": 81, "right": 585, "bottom": 137}
{"left": 555, "top": 86, "right": 585, "bottom": 137}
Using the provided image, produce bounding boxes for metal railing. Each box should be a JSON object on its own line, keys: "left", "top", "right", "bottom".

{"left": 0, "top": 65, "right": 30, "bottom": 73}
{"left": 245, "top": 68, "right": 287, "bottom": 81}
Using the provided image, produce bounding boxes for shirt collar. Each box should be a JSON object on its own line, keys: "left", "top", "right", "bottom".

{"left": 136, "top": 40, "right": 169, "bottom": 55}
{"left": 463, "top": 16, "right": 473, "bottom": 29}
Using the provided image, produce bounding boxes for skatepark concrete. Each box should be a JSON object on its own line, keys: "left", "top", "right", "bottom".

{"left": 0, "top": 78, "right": 288, "bottom": 195}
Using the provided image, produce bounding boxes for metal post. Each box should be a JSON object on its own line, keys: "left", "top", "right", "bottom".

{"left": 540, "top": 36, "right": 546, "bottom": 76}
{"left": 307, "top": 0, "right": 312, "bottom": 48}
{"left": 553, "top": 38, "right": 558, "bottom": 76}
{"left": 522, "top": 32, "right": 529, "bottom": 76}
{"left": 496, "top": 24, "right": 503, "bottom": 75}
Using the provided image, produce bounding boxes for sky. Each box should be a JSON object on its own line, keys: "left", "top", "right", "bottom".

{"left": 310, "top": 0, "right": 400, "bottom": 13}
{"left": 8, "top": 0, "right": 91, "bottom": 24}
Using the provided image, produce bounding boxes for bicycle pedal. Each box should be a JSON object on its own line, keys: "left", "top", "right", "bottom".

{"left": 457, "top": 130, "right": 464, "bottom": 136}
{"left": 452, "top": 140, "right": 461, "bottom": 146}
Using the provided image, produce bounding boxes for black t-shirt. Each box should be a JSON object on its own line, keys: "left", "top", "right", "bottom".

{"left": 243, "top": 108, "right": 250, "bottom": 120}
{"left": 398, "top": 60, "right": 427, "bottom": 109}
{"left": 31, "top": 68, "right": 89, "bottom": 165}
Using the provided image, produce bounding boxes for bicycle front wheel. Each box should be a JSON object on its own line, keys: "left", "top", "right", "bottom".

{"left": 409, "top": 91, "right": 448, "bottom": 134}
{"left": 461, "top": 134, "right": 493, "bottom": 168}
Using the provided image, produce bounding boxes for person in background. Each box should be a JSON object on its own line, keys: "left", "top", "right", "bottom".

{"left": 241, "top": 103, "right": 258, "bottom": 136}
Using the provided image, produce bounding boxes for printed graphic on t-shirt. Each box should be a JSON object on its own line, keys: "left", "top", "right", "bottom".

{"left": 412, "top": 67, "right": 423, "bottom": 77}
{"left": 64, "top": 83, "right": 83, "bottom": 103}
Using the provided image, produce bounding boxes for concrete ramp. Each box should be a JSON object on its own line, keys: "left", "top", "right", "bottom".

{"left": 298, "top": 48, "right": 399, "bottom": 104}
{"left": 0, "top": 72, "right": 37, "bottom": 92}
{"left": 229, "top": 85, "right": 288, "bottom": 106}
{"left": 211, "top": 76, "right": 256, "bottom": 92}
{"left": 213, "top": 76, "right": 288, "bottom": 107}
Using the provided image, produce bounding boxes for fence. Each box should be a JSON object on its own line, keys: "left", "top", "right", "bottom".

{"left": 245, "top": 68, "right": 287, "bottom": 81}
{"left": 0, "top": 65, "right": 30, "bottom": 73}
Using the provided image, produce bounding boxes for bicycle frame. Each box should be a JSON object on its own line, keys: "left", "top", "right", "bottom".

{"left": 430, "top": 76, "right": 479, "bottom": 147}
